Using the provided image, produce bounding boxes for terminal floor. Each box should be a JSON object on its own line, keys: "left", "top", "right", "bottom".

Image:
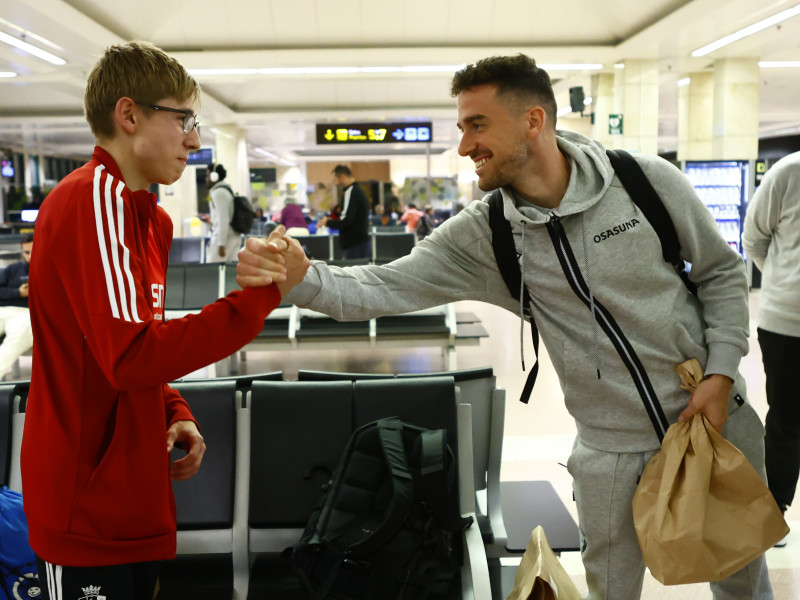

{"left": 15, "top": 290, "right": 798, "bottom": 598}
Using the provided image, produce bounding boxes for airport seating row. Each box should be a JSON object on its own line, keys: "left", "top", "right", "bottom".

{"left": 169, "top": 230, "right": 417, "bottom": 266}
{"left": 1, "top": 368, "right": 579, "bottom": 600}
{"left": 164, "top": 262, "right": 488, "bottom": 374}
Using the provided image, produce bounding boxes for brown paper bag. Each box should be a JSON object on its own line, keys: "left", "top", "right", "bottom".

{"left": 632, "top": 359, "right": 789, "bottom": 585}
{"left": 506, "top": 526, "right": 582, "bottom": 600}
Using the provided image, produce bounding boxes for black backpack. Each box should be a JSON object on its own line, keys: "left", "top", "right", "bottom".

{"left": 218, "top": 184, "right": 256, "bottom": 234}
{"left": 289, "top": 418, "right": 473, "bottom": 600}
{"left": 489, "top": 149, "right": 696, "bottom": 406}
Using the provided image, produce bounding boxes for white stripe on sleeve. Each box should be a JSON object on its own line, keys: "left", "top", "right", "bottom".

{"left": 115, "top": 180, "right": 142, "bottom": 323}
{"left": 93, "top": 165, "right": 121, "bottom": 319}
{"left": 104, "top": 176, "right": 132, "bottom": 322}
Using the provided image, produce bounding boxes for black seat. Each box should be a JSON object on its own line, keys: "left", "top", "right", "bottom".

{"left": 158, "top": 380, "right": 239, "bottom": 600}
{"left": 296, "top": 369, "right": 393, "bottom": 381}
{"left": 0, "top": 383, "right": 14, "bottom": 487}
{"left": 299, "top": 235, "right": 331, "bottom": 261}
{"left": 373, "top": 231, "right": 416, "bottom": 264}
{"left": 247, "top": 380, "right": 353, "bottom": 599}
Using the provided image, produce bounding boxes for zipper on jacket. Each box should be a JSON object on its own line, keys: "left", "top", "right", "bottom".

{"left": 545, "top": 214, "right": 669, "bottom": 442}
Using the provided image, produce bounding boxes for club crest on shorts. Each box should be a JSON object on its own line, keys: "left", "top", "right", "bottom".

{"left": 79, "top": 585, "right": 105, "bottom": 600}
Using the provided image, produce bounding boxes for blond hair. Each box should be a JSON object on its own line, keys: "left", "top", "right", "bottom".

{"left": 84, "top": 41, "right": 200, "bottom": 140}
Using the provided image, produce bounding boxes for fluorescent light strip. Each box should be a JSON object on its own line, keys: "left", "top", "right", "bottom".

{"left": 759, "top": 61, "right": 800, "bottom": 68}
{"left": 556, "top": 106, "right": 572, "bottom": 118}
{"left": 692, "top": 4, "right": 800, "bottom": 57}
{"left": 0, "top": 72, "right": 17, "bottom": 78}
{"left": 677, "top": 77, "right": 691, "bottom": 87}
{"left": 190, "top": 63, "right": 602, "bottom": 76}
{"left": 0, "top": 31, "right": 65, "bottom": 65}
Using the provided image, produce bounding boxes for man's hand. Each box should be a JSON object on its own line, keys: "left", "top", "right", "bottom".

{"left": 317, "top": 216, "right": 328, "bottom": 228}
{"left": 166, "top": 419, "right": 206, "bottom": 481}
{"left": 237, "top": 225, "right": 310, "bottom": 295}
{"left": 678, "top": 373, "right": 732, "bottom": 432}
{"left": 19, "top": 283, "right": 28, "bottom": 298}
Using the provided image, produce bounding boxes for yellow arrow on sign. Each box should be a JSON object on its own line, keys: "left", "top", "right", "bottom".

{"left": 325, "top": 129, "right": 334, "bottom": 141}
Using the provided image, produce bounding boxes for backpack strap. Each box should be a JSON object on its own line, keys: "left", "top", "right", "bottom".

{"left": 345, "top": 419, "right": 415, "bottom": 558}
{"left": 605, "top": 149, "right": 697, "bottom": 295}
{"left": 488, "top": 190, "right": 539, "bottom": 404}
{"left": 416, "top": 429, "right": 473, "bottom": 533}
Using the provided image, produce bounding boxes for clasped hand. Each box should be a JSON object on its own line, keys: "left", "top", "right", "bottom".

{"left": 236, "top": 224, "right": 310, "bottom": 297}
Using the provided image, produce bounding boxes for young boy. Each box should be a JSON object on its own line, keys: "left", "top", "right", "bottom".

{"left": 20, "top": 41, "right": 308, "bottom": 599}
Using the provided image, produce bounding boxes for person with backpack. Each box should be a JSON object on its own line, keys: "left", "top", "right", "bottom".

{"left": 203, "top": 162, "right": 244, "bottom": 262}
{"left": 238, "top": 53, "right": 772, "bottom": 599}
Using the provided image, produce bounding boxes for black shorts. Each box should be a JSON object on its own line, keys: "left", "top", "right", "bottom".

{"left": 35, "top": 557, "right": 159, "bottom": 600}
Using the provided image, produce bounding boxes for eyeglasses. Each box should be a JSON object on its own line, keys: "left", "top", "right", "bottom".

{"left": 137, "top": 103, "right": 200, "bottom": 134}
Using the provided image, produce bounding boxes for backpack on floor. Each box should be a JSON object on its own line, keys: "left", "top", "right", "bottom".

{"left": 289, "top": 418, "right": 472, "bottom": 600}
{"left": 489, "top": 148, "right": 697, "bottom": 405}
{"left": 0, "top": 487, "right": 40, "bottom": 600}
{"left": 218, "top": 183, "right": 256, "bottom": 234}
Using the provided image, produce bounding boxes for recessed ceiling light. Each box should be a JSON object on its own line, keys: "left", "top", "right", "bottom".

{"left": 0, "top": 31, "right": 65, "bottom": 65}
{"left": 692, "top": 4, "right": 800, "bottom": 57}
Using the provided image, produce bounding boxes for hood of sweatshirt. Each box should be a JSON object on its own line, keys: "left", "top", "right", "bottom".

{"left": 500, "top": 130, "right": 614, "bottom": 225}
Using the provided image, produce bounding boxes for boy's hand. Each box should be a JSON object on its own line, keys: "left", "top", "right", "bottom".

{"left": 236, "top": 225, "right": 290, "bottom": 287}
{"left": 167, "top": 420, "right": 206, "bottom": 481}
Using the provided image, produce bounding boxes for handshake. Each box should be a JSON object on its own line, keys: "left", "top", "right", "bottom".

{"left": 236, "top": 225, "right": 311, "bottom": 297}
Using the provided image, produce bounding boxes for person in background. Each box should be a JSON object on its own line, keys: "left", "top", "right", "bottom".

{"left": 201, "top": 162, "right": 242, "bottom": 262}
{"left": 20, "top": 40, "right": 309, "bottom": 600}
{"left": 279, "top": 196, "right": 310, "bottom": 236}
{"left": 239, "top": 53, "right": 773, "bottom": 600}
{"left": 318, "top": 165, "right": 370, "bottom": 259}
{"left": 414, "top": 205, "right": 437, "bottom": 240}
{"left": 0, "top": 233, "right": 34, "bottom": 381}
{"left": 399, "top": 202, "right": 424, "bottom": 233}
{"left": 742, "top": 150, "right": 800, "bottom": 548}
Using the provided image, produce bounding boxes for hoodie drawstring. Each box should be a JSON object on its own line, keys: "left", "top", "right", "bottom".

{"left": 580, "top": 213, "right": 601, "bottom": 379}
{"left": 519, "top": 220, "right": 527, "bottom": 371}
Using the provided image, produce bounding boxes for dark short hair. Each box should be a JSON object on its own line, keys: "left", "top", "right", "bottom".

{"left": 207, "top": 163, "right": 227, "bottom": 181}
{"left": 450, "top": 54, "right": 558, "bottom": 128}
{"left": 332, "top": 165, "right": 352, "bottom": 177}
{"left": 22, "top": 233, "right": 34, "bottom": 244}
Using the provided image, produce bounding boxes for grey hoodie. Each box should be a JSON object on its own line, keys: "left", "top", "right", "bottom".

{"left": 286, "top": 130, "right": 750, "bottom": 452}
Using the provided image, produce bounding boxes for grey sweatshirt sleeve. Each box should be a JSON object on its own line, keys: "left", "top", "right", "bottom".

{"left": 742, "top": 172, "right": 782, "bottom": 272}
{"left": 285, "top": 202, "right": 510, "bottom": 319}
{"left": 637, "top": 154, "right": 750, "bottom": 379}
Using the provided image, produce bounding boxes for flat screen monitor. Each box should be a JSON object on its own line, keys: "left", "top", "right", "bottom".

{"left": 0, "top": 160, "right": 14, "bottom": 178}
{"left": 21, "top": 209, "right": 38, "bottom": 223}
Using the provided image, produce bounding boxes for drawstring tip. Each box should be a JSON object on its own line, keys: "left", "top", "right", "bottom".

{"left": 596, "top": 368, "right": 601, "bottom": 380}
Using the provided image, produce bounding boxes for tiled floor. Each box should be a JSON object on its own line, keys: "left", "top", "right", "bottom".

{"left": 16, "top": 290, "right": 797, "bottom": 598}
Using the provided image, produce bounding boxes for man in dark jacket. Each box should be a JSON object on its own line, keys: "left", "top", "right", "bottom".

{"left": 319, "top": 165, "right": 371, "bottom": 259}
{"left": 0, "top": 233, "right": 33, "bottom": 380}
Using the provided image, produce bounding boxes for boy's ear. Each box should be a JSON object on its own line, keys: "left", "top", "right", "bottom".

{"left": 114, "top": 97, "right": 138, "bottom": 135}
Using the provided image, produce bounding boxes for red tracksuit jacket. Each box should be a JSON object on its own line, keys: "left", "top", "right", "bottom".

{"left": 21, "top": 147, "right": 280, "bottom": 566}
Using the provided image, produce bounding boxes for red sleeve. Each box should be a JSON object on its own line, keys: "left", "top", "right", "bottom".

{"left": 50, "top": 169, "right": 281, "bottom": 389}
{"left": 163, "top": 383, "right": 196, "bottom": 429}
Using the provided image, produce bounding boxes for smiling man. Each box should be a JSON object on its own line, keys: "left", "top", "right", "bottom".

{"left": 238, "top": 54, "right": 772, "bottom": 599}
{"left": 21, "top": 41, "right": 308, "bottom": 599}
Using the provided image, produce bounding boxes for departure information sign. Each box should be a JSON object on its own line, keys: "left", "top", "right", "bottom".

{"left": 316, "top": 122, "right": 433, "bottom": 145}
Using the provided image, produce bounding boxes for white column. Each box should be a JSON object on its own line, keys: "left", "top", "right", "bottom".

{"left": 590, "top": 73, "right": 616, "bottom": 148}
{"left": 620, "top": 60, "right": 659, "bottom": 154}
{"left": 712, "top": 58, "right": 759, "bottom": 159}
{"left": 215, "top": 124, "right": 250, "bottom": 198}
{"left": 677, "top": 72, "right": 714, "bottom": 161}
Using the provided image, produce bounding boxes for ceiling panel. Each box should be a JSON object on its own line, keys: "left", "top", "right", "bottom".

{"left": 0, "top": 0, "right": 798, "bottom": 161}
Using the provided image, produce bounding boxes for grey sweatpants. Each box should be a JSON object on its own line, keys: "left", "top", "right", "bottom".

{"left": 568, "top": 401, "right": 774, "bottom": 600}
